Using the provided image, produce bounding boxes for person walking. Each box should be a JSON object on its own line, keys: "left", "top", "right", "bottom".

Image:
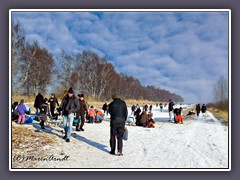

{"left": 34, "top": 93, "right": 44, "bottom": 121}
{"left": 196, "top": 104, "right": 201, "bottom": 117}
{"left": 39, "top": 98, "right": 50, "bottom": 129}
{"left": 108, "top": 94, "right": 128, "bottom": 156}
{"left": 201, "top": 104, "right": 207, "bottom": 113}
{"left": 16, "top": 99, "right": 27, "bottom": 124}
{"left": 48, "top": 93, "right": 59, "bottom": 118}
{"left": 76, "top": 94, "right": 88, "bottom": 131}
{"left": 59, "top": 87, "right": 80, "bottom": 142}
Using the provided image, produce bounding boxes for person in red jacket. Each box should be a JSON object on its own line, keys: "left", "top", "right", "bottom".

{"left": 176, "top": 112, "right": 183, "bottom": 124}
{"left": 88, "top": 106, "right": 96, "bottom": 123}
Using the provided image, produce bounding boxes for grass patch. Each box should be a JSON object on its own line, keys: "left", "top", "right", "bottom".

{"left": 208, "top": 108, "right": 228, "bottom": 126}
{"left": 11, "top": 122, "right": 56, "bottom": 168}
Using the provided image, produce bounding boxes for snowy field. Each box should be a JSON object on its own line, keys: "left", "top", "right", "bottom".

{"left": 11, "top": 104, "right": 229, "bottom": 170}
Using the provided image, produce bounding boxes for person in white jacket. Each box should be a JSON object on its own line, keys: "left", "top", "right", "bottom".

{"left": 127, "top": 112, "right": 135, "bottom": 126}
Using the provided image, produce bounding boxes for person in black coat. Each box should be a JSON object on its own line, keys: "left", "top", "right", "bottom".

{"left": 196, "top": 104, "right": 201, "bottom": 117}
{"left": 135, "top": 107, "right": 141, "bottom": 124}
{"left": 48, "top": 93, "right": 59, "bottom": 118}
{"left": 168, "top": 99, "right": 174, "bottom": 122}
{"left": 34, "top": 93, "right": 44, "bottom": 121}
{"left": 201, "top": 104, "right": 207, "bottom": 113}
{"left": 102, "top": 102, "right": 108, "bottom": 115}
{"left": 59, "top": 87, "right": 80, "bottom": 142}
{"left": 12, "top": 101, "right": 19, "bottom": 121}
{"left": 108, "top": 94, "right": 128, "bottom": 156}
{"left": 76, "top": 94, "right": 88, "bottom": 131}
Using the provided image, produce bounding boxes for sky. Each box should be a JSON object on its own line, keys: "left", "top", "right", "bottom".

{"left": 11, "top": 10, "right": 229, "bottom": 103}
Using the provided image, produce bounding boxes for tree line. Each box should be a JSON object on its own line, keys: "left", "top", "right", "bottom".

{"left": 11, "top": 19, "right": 184, "bottom": 102}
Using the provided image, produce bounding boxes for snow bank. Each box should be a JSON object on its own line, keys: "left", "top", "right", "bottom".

{"left": 11, "top": 104, "right": 229, "bottom": 170}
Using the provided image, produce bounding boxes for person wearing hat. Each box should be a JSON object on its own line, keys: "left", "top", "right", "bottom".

{"left": 108, "top": 94, "right": 128, "bottom": 156}
{"left": 76, "top": 94, "right": 88, "bottom": 131}
{"left": 59, "top": 87, "right": 80, "bottom": 142}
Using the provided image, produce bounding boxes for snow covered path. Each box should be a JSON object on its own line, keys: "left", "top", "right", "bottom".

{"left": 12, "top": 105, "right": 229, "bottom": 169}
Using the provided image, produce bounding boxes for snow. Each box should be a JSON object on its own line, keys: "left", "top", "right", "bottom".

{"left": 11, "top": 104, "right": 229, "bottom": 170}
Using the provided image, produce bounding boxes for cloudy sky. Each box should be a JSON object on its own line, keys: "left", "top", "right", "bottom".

{"left": 11, "top": 10, "right": 229, "bottom": 103}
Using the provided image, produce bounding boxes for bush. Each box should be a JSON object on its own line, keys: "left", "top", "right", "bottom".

{"left": 207, "top": 99, "right": 228, "bottom": 111}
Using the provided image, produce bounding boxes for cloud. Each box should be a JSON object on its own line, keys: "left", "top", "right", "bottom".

{"left": 11, "top": 11, "right": 229, "bottom": 103}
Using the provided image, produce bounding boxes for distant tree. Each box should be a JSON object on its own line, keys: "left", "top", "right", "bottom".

{"left": 213, "top": 75, "right": 228, "bottom": 109}
{"left": 57, "top": 50, "right": 74, "bottom": 89}
{"left": 11, "top": 19, "right": 26, "bottom": 93}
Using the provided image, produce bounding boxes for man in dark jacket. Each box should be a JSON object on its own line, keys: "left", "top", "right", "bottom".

{"left": 59, "top": 87, "right": 80, "bottom": 142}
{"left": 76, "top": 94, "right": 88, "bottom": 131}
{"left": 201, "top": 104, "right": 207, "bottom": 113}
{"left": 48, "top": 93, "right": 59, "bottom": 118}
{"left": 34, "top": 93, "right": 44, "bottom": 121}
{"left": 196, "top": 104, "right": 201, "bottom": 116}
{"left": 108, "top": 94, "right": 128, "bottom": 156}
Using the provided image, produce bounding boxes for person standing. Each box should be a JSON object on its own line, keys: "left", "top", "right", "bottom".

{"left": 149, "top": 104, "right": 153, "bottom": 112}
{"left": 76, "top": 94, "right": 88, "bottom": 131}
{"left": 16, "top": 99, "right": 27, "bottom": 124}
{"left": 201, "top": 104, "right": 207, "bottom": 113}
{"left": 168, "top": 99, "right": 174, "bottom": 122}
{"left": 88, "top": 106, "right": 96, "bottom": 123}
{"left": 39, "top": 98, "right": 50, "bottom": 129}
{"left": 102, "top": 102, "right": 108, "bottom": 115}
{"left": 48, "top": 93, "right": 59, "bottom": 118}
{"left": 131, "top": 104, "right": 136, "bottom": 113}
{"left": 59, "top": 87, "right": 80, "bottom": 142}
{"left": 160, "top": 103, "right": 163, "bottom": 112}
{"left": 196, "top": 104, "right": 201, "bottom": 117}
{"left": 108, "top": 94, "right": 128, "bottom": 156}
{"left": 34, "top": 93, "right": 44, "bottom": 121}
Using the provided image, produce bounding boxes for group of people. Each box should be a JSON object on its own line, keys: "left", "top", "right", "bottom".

{"left": 168, "top": 99, "right": 183, "bottom": 124}
{"left": 129, "top": 104, "right": 155, "bottom": 128}
{"left": 86, "top": 105, "right": 105, "bottom": 123}
{"left": 195, "top": 103, "right": 207, "bottom": 116}
{"left": 12, "top": 88, "right": 127, "bottom": 156}
{"left": 16, "top": 88, "right": 209, "bottom": 156}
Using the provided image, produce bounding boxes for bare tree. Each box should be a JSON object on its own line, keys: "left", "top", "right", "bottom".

{"left": 214, "top": 75, "right": 228, "bottom": 109}
{"left": 57, "top": 50, "right": 74, "bottom": 89}
{"left": 11, "top": 19, "right": 26, "bottom": 76}
{"left": 14, "top": 43, "right": 37, "bottom": 94}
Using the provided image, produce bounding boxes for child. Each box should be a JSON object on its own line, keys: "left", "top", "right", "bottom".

{"left": 88, "top": 106, "right": 96, "bottom": 123}
{"left": 16, "top": 99, "right": 27, "bottom": 124}
{"left": 176, "top": 112, "right": 183, "bottom": 124}
{"left": 39, "top": 98, "right": 50, "bottom": 129}
{"left": 96, "top": 110, "right": 104, "bottom": 123}
{"left": 127, "top": 112, "right": 135, "bottom": 126}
